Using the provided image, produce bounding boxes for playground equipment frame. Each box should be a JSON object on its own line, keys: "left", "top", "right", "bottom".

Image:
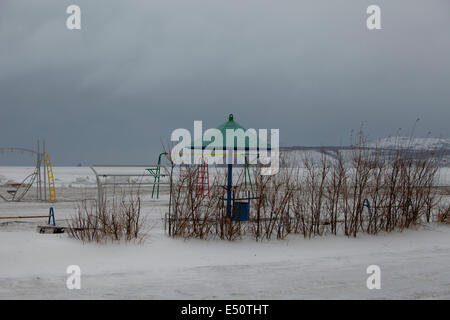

{"left": 90, "top": 164, "right": 169, "bottom": 211}
{"left": 0, "top": 139, "right": 56, "bottom": 203}
{"left": 0, "top": 207, "right": 56, "bottom": 226}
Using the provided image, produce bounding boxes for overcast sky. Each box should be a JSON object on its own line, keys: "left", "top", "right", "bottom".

{"left": 0, "top": 0, "right": 449, "bottom": 165}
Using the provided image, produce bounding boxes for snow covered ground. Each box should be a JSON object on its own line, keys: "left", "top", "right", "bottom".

{"left": 0, "top": 166, "right": 449, "bottom": 299}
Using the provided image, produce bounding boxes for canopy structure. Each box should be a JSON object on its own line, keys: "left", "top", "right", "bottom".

{"left": 189, "top": 114, "right": 271, "bottom": 220}
{"left": 190, "top": 114, "right": 270, "bottom": 151}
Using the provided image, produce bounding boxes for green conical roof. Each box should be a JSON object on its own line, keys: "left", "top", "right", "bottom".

{"left": 216, "top": 114, "right": 246, "bottom": 134}
{"left": 190, "top": 114, "right": 270, "bottom": 150}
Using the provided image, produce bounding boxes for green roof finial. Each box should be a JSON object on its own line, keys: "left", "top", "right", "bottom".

{"left": 228, "top": 114, "right": 234, "bottom": 122}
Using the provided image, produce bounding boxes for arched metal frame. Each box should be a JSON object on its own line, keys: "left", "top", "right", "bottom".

{"left": 0, "top": 140, "right": 51, "bottom": 202}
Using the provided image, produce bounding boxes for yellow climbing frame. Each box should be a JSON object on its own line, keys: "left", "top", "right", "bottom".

{"left": 44, "top": 152, "right": 56, "bottom": 203}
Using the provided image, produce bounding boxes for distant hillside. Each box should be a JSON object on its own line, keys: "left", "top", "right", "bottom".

{"left": 282, "top": 137, "right": 450, "bottom": 167}
{"left": 368, "top": 137, "right": 450, "bottom": 151}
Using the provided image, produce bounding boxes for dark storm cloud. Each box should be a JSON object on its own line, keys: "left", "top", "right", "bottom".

{"left": 0, "top": 0, "right": 449, "bottom": 165}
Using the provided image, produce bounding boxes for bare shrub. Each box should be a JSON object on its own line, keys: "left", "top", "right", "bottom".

{"left": 436, "top": 204, "right": 450, "bottom": 224}
{"left": 324, "top": 153, "right": 347, "bottom": 235}
{"left": 165, "top": 132, "right": 443, "bottom": 241}
{"left": 67, "top": 191, "right": 145, "bottom": 243}
{"left": 250, "top": 156, "right": 296, "bottom": 241}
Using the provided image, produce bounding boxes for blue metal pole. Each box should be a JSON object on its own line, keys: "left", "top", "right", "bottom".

{"left": 227, "top": 163, "right": 232, "bottom": 216}
{"left": 48, "top": 207, "right": 56, "bottom": 226}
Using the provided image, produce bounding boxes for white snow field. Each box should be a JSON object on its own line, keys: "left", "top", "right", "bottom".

{"left": 0, "top": 166, "right": 449, "bottom": 299}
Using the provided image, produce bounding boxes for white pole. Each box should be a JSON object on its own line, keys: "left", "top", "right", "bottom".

{"left": 43, "top": 139, "right": 47, "bottom": 202}
{"left": 37, "top": 140, "right": 40, "bottom": 200}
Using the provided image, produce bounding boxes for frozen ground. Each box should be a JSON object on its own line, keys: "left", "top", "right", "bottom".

{"left": 0, "top": 167, "right": 449, "bottom": 299}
